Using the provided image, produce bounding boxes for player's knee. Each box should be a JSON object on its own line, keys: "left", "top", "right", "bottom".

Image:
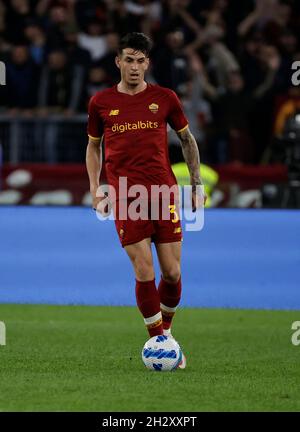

{"left": 133, "top": 258, "right": 155, "bottom": 281}
{"left": 162, "top": 266, "right": 181, "bottom": 284}
{"left": 136, "top": 266, "right": 155, "bottom": 281}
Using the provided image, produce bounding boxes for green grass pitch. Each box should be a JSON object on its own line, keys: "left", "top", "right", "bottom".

{"left": 0, "top": 304, "right": 299, "bottom": 412}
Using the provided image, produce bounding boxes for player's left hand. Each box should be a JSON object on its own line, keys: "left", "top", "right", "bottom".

{"left": 191, "top": 184, "right": 207, "bottom": 212}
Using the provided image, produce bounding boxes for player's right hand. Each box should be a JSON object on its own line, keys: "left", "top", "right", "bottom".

{"left": 191, "top": 183, "right": 207, "bottom": 212}
{"left": 92, "top": 191, "right": 112, "bottom": 217}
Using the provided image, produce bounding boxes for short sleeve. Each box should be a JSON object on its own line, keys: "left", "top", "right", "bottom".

{"left": 167, "top": 90, "right": 189, "bottom": 133}
{"left": 87, "top": 95, "right": 104, "bottom": 140}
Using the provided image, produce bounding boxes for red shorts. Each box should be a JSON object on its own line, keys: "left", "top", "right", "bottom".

{"left": 113, "top": 199, "right": 183, "bottom": 247}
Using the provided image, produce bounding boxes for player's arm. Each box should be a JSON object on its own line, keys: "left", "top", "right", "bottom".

{"left": 176, "top": 126, "right": 201, "bottom": 185}
{"left": 86, "top": 136, "right": 111, "bottom": 215}
{"left": 86, "top": 135, "right": 102, "bottom": 194}
{"left": 86, "top": 95, "right": 108, "bottom": 212}
{"left": 176, "top": 126, "right": 207, "bottom": 210}
{"left": 86, "top": 136, "right": 104, "bottom": 210}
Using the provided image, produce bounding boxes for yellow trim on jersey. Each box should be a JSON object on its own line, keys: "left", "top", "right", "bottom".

{"left": 88, "top": 134, "right": 101, "bottom": 141}
{"left": 176, "top": 124, "right": 189, "bottom": 133}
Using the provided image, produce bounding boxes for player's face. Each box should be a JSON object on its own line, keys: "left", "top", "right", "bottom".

{"left": 116, "top": 48, "right": 149, "bottom": 87}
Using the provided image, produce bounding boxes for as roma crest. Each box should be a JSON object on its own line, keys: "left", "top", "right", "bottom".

{"left": 149, "top": 103, "right": 159, "bottom": 114}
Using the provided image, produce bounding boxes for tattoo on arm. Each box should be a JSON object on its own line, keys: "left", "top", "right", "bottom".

{"left": 176, "top": 127, "right": 202, "bottom": 185}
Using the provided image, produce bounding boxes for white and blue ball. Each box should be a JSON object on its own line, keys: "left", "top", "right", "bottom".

{"left": 141, "top": 335, "right": 182, "bottom": 371}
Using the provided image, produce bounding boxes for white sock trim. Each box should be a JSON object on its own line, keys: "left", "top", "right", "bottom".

{"left": 144, "top": 311, "right": 162, "bottom": 325}
{"left": 160, "top": 303, "right": 177, "bottom": 313}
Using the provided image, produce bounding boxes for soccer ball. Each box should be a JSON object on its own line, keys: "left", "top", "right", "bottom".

{"left": 141, "top": 335, "right": 182, "bottom": 371}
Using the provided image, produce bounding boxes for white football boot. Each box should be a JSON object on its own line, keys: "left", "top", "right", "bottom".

{"left": 163, "top": 328, "right": 186, "bottom": 369}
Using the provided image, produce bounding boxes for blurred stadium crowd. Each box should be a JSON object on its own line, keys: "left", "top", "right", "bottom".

{"left": 0, "top": 0, "right": 300, "bottom": 165}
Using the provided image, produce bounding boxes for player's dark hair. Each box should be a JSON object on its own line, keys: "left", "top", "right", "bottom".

{"left": 118, "top": 32, "right": 152, "bottom": 57}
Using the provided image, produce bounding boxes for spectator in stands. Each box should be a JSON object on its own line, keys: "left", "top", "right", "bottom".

{"left": 202, "top": 24, "right": 240, "bottom": 90}
{"left": 44, "top": 4, "right": 73, "bottom": 51}
{"left": 0, "top": 0, "right": 10, "bottom": 64}
{"left": 96, "top": 32, "right": 120, "bottom": 85}
{"left": 238, "top": 37, "right": 282, "bottom": 161}
{"left": 122, "top": 0, "right": 162, "bottom": 35}
{"left": 63, "top": 25, "right": 91, "bottom": 68}
{"left": 109, "top": 0, "right": 153, "bottom": 35}
{"left": 86, "top": 66, "right": 110, "bottom": 100}
{"left": 152, "top": 29, "right": 192, "bottom": 97}
{"left": 24, "top": 21, "right": 47, "bottom": 66}
{"left": 4, "top": 0, "right": 35, "bottom": 44}
{"left": 211, "top": 70, "right": 254, "bottom": 163}
{"left": 36, "top": 48, "right": 81, "bottom": 162}
{"left": 239, "top": 31, "right": 267, "bottom": 92}
{"left": 185, "top": 21, "right": 240, "bottom": 91}
{"left": 160, "top": 0, "right": 201, "bottom": 45}
{"left": 0, "top": 1, "right": 6, "bottom": 37}
{"left": 37, "top": 49, "right": 70, "bottom": 114}
{"left": 74, "top": 0, "right": 108, "bottom": 33}
{"left": 249, "top": 43, "right": 282, "bottom": 161}
{"left": 238, "top": 0, "right": 294, "bottom": 47}
{"left": 78, "top": 19, "right": 108, "bottom": 63}
{"left": 5, "top": 45, "right": 39, "bottom": 113}
{"left": 63, "top": 25, "right": 91, "bottom": 112}
{"left": 37, "top": 48, "right": 83, "bottom": 115}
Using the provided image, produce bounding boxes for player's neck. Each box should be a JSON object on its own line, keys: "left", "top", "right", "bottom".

{"left": 117, "top": 81, "right": 147, "bottom": 96}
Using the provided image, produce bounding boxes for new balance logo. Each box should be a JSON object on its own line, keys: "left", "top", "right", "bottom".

{"left": 109, "top": 109, "right": 119, "bottom": 116}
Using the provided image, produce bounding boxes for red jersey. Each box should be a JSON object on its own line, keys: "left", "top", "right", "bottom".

{"left": 87, "top": 83, "right": 188, "bottom": 200}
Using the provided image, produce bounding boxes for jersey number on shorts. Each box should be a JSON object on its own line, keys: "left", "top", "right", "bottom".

{"left": 168, "top": 205, "right": 179, "bottom": 223}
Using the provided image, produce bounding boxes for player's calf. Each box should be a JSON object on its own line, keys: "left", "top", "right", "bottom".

{"left": 135, "top": 279, "right": 163, "bottom": 337}
{"left": 158, "top": 276, "right": 182, "bottom": 330}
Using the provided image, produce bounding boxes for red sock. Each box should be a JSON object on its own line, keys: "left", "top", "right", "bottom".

{"left": 135, "top": 279, "right": 163, "bottom": 337}
{"left": 158, "top": 276, "right": 182, "bottom": 330}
